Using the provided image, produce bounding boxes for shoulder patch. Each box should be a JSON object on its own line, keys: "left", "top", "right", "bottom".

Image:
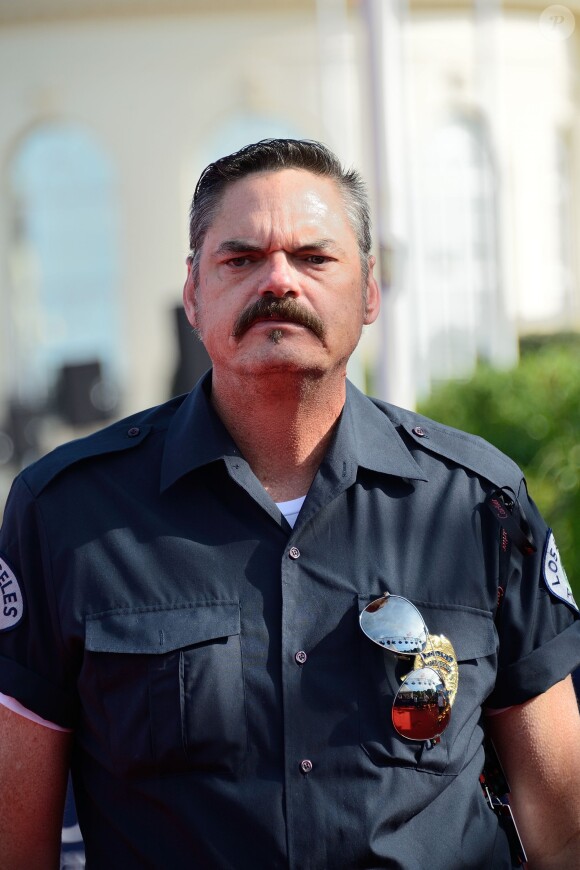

{"left": 0, "top": 554, "right": 25, "bottom": 631}
{"left": 542, "top": 530, "right": 578, "bottom": 613}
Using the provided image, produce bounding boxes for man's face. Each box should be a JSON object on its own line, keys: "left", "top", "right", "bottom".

{"left": 183, "top": 168, "right": 380, "bottom": 382}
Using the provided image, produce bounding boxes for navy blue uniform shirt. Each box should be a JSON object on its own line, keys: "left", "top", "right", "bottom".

{"left": 0, "top": 374, "right": 578, "bottom": 869}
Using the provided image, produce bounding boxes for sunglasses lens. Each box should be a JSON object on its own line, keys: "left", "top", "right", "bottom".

{"left": 360, "top": 594, "right": 428, "bottom": 654}
{"left": 392, "top": 666, "right": 451, "bottom": 741}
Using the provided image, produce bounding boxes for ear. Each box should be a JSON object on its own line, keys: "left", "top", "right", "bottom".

{"left": 183, "top": 258, "right": 198, "bottom": 330}
{"left": 363, "top": 255, "right": 381, "bottom": 325}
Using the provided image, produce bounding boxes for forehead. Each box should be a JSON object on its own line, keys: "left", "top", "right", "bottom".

{"left": 206, "top": 168, "right": 355, "bottom": 245}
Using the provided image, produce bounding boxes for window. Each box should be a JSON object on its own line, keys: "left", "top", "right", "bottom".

{"left": 6, "top": 123, "right": 121, "bottom": 408}
{"left": 419, "top": 118, "right": 499, "bottom": 382}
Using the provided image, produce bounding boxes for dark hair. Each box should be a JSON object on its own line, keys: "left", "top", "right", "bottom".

{"left": 188, "top": 138, "right": 372, "bottom": 283}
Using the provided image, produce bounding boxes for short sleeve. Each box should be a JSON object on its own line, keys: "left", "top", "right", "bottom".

{"left": 486, "top": 479, "right": 580, "bottom": 708}
{"left": 0, "top": 475, "right": 78, "bottom": 728}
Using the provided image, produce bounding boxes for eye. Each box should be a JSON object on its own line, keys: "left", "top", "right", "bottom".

{"left": 305, "top": 255, "right": 329, "bottom": 265}
{"left": 227, "top": 256, "right": 252, "bottom": 267}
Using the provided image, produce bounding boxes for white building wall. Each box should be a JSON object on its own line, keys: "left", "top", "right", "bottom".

{"left": 500, "top": 15, "right": 576, "bottom": 329}
{"left": 402, "top": 7, "right": 578, "bottom": 396}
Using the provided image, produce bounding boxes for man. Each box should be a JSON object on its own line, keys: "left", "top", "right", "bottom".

{"left": 0, "top": 139, "right": 578, "bottom": 869}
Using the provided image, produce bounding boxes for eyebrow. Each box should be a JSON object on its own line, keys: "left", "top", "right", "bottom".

{"left": 214, "top": 238, "right": 345, "bottom": 256}
{"left": 215, "top": 240, "right": 263, "bottom": 256}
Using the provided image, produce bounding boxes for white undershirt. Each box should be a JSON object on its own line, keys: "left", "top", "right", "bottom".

{"left": 0, "top": 495, "right": 308, "bottom": 732}
{"left": 276, "top": 495, "right": 306, "bottom": 528}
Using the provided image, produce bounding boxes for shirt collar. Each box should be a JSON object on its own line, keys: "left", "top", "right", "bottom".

{"left": 160, "top": 371, "right": 240, "bottom": 492}
{"left": 160, "top": 372, "right": 427, "bottom": 493}
{"left": 338, "top": 380, "right": 427, "bottom": 481}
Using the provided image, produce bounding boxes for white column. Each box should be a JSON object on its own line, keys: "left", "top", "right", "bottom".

{"left": 361, "top": 0, "right": 416, "bottom": 408}
{"left": 473, "top": 0, "right": 519, "bottom": 369}
{"left": 316, "top": 0, "right": 356, "bottom": 159}
{"left": 316, "top": 0, "right": 369, "bottom": 391}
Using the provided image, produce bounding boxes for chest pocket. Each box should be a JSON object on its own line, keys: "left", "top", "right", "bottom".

{"left": 84, "top": 602, "right": 247, "bottom": 777}
{"left": 358, "top": 597, "right": 497, "bottom": 775}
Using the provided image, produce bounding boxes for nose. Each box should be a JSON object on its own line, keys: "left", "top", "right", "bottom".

{"left": 258, "top": 252, "right": 298, "bottom": 298}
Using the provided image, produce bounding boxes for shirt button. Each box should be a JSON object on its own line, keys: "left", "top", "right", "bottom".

{"left": 289, "top": 546, "right": 301, "bottom": 560}
{"left": 295, "top": 650, "right": 307, "bottom": 665}
{"left": 300, "top": 759, "right": 313, "bottom": 775}
{"left": 127, "top": 427, "right": 140, "bottom": 437}
{"left": 412, "top": 426, "right": 427, "bottom": 437}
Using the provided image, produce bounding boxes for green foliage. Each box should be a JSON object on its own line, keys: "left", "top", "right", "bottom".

{"left": 418, "top": 337, "right": 580, "bottom": 601}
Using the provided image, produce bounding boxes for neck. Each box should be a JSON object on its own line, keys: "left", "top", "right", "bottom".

{"left": 211, "top": 369, "right": 347, "bottom": 502}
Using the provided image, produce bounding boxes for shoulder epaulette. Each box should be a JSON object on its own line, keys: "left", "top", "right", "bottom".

{"left": 22, "top": 396, "right": 185, "bottom": 497}
{"left": 376, "top": 401, "right": 523, "bottom": 491}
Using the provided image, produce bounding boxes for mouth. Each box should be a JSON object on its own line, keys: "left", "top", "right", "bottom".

{"left": 251, "top": 316, "right": 305, "bottom": 328}
{"left": 250, "top": 319, "right": 308, "bottom": 344}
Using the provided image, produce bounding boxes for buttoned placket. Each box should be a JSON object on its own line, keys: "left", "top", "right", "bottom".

{"left": 280, "top": 528, "right": 313, "bottom": 868}
{"left": 278, "top": 467, "right": 359, "bottom": 868}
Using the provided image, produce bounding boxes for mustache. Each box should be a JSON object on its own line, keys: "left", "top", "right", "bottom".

{"left": 232, "top": 297, "right": 325, "bottom": 341}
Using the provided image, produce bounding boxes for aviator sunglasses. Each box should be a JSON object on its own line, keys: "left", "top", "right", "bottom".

{"left": 359, "top": 593, "right": 457, "bottom": 743}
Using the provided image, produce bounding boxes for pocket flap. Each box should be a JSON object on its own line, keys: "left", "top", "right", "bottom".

{"left": 85, "top": 602, "right": 241, "bottom": 654}
{"left": 358, "top": 595, "right": 496, "bottom": 662}
{"left": 419, "top": 604, "right": 496, "bottom": 661}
